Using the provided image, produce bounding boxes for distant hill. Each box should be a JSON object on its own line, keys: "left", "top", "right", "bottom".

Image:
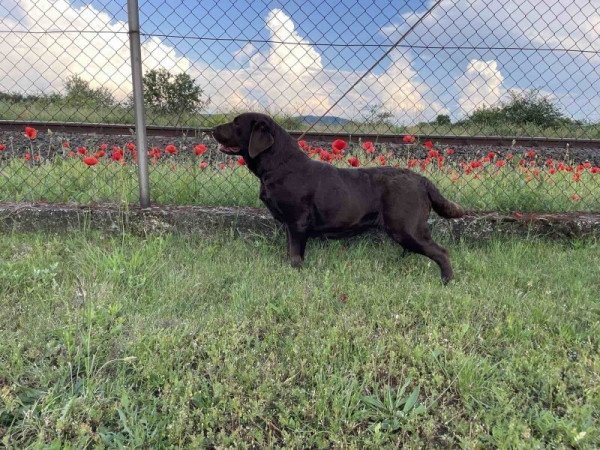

{"left": 294, "top": 115, "right": 350, "bottom": 125}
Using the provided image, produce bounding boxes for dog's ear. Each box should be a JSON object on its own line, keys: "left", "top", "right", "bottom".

{"left": 249, "top": 121, "right": 274, "bottom": 158}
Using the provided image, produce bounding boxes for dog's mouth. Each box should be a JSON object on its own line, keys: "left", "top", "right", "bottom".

{"left": 219, "top": 145, "right": 240, "bottom": 155}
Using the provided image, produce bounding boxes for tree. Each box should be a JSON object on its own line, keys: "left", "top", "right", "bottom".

{"left": 142, "top": 69, "right": 208, "bottom": 114}
{"left": 363, "top": 104, "right": 394, "bottom": 126}
{"left": 433, "top": 114, "right": 451, "bottom": 126}
{"left": 64, "top": 75, "right": 115, "bottom": 106}
{"left": 466, "top": 89, "right": 570, "bottom": 127}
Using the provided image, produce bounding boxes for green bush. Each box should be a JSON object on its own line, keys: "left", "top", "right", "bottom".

{"left": 142, "top": 69, "right": 208, "bottom": 115}
{"left": 64, "top": 75, "right": 115, "bottom": 107}
{"left": 465, "top": 90, "right": 574, "bottom": 128}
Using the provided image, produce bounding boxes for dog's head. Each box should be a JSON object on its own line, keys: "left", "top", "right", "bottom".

{"left": 212, "top": 113, "right": 275, "bottom": 159}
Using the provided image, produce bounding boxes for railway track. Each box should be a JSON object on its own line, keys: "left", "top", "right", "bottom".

{"left": 1, "top": 119, "right": 599, "bottom": 148}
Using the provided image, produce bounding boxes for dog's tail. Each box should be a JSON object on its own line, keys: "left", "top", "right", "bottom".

{"left": 425, "top": 179, "right": 465, "bottom": 219}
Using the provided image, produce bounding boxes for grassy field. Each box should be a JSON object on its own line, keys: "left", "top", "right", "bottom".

{"left": 1, "top": 231, "right": 599, "bottom": 448}
{"left": 3, "top": 99, "right": 600, "bottom": 138}
{"left": 1, "top": 155, "right": 599, "bottom": 212}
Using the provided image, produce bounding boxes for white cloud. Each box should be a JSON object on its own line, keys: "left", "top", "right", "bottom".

{"left": 233, "top": 43, "right": 257, "bottom": 63}
{"left": 194, "top": 10, "right": 440, "bottom": 121}
{"left": 457, "top": 59, "right": 504, "bottom": 114}
{"left": 0, "top": 0, "right": 189, "bottom": 100}
{"left": 0, "top": 2, "right": 435, "bottom": 121}
{"left": 4, "top": 0, "right": 595, "bottom": 123}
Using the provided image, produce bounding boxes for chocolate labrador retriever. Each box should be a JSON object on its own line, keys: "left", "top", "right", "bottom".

{"left": 213, "top": 112, "right": 465, "bottom": 283}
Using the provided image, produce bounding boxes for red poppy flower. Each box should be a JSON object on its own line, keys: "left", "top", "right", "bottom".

{"left": 199, "top": 161, "right": 209, "bottom": 169}
{"left": 423, "top": 139, "right": 434, "bottom": 149}
{"left": 548, "top": 168, "right": 556, "bottom": 175}
{"left": 83, "top": 156, "right": 98, "bottom": 166}
{"left": 165, "top": 144, "right": 177, "bottom": 155}
{"left": 445, "top": 148, "right": 455, "bottom": 155}
{"left": 332, "top": 139, "right": 348, "bottom": 153}
{"left": 532, "top": 168, "right": 540, "bottom": 177}
{"left": 464, "top": 167, "right": 473, "bottom": 175}
{"left": 576, "top": 164, "right": 585, "bottom": 172}
{"left": 126, "top": 142, "right": 136, "bottom": 151}
{"left": 402, "top": 135, "right": 416, "bottom": 144}
{"left": 193, "top": 144, "right": 207, "bottom": 156}
{"left": 0, "top": 144, "right": 5, "bottom": 151}
{"left": 111, "top": 149, "right": 124, "bottom": 161}
{"left": 572, "top": 172, "right": 581, "bottom": 182}
{"left": 24, "top": 152, "right": 32, "bottom": 161}
{"left": 487, "top": 151, "right": 496, "bottom": 160}
{"left": 68, "top": 151, "right": 76, "bottom": 158}
{"left": 518, "top": 159, "right": 526, "bottom": 167}
{"left": 470, "top": 160, "right": 482, "bottom": 169}
{"left": 237, "top": 156, "right": 246, "bottom": 166}
{"left": 506, "top": 153, "right": 514, "bottom": 160}
{"left": 148, "top": 148, "right": 161, "bottom": 159}
{"left": 77, "top": 146, "right": 87, "bottom": 155}
{"left": 362, "top": 141, "right": 375, "bottom": 154}
{"left": 583, "top": 161, "right": 592, "bottom": 169}
{"left": 427, "top": 149, "right": 440, "bottom": 158}
{"left": 591, "top": 167, "right": 600, "bottom": 174}
{"left": 571, "top": 193, "right": 581, "bottom": 202}
{"left": 320, "top": 150, "right": 332, "bottom": 162}
{"left": 347, "top": 156, "right": 360, "bottom": 167}
{"left": 436, "top": 155, "right": 444, "bottom": 168}
{"left": 377, "top": 155, "right": 386, "bottom": 166}
{"left": 99, "top": 143, "right": 108, "bottom": 151}
{"left": 495, "top": 159, "right": 506, "bottom": 168}
{"left": 545, "top": 159, "right": 554, "bottom": 167}
{"left": 95, "top": 150, "right": 106, "bottom": 158}
{"left": 407, "top": 159, "right": 418, "bottom": 168}
{"left": 525, "top": 149, "right": 536, "bottom": 158}
{"left": 482, "top": 156, "right": 492, "bottom": 163}
{"left": 24, "top": 127, "right": 37, "bottom": 140}
{"left": 298, "top": 140, "right": 308, "bottom": 150}
{"left": 62, "top": 141, "right": 70, "bottom": 148}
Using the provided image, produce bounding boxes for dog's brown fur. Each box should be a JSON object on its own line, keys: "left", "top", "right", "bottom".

{"left": 213, "top": 112, "right": 464, "bottom": 283}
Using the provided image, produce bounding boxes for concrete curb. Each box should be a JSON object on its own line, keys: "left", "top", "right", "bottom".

{"left": 1, "top": 202, "right": 599, "bottom": 239}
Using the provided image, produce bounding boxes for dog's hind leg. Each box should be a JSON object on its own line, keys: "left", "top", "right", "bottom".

{"left": 383, "top": 216, "right": 454, "bottom": 284}
{"left": 389, "top": 230, "right": 453, "bottom": 284}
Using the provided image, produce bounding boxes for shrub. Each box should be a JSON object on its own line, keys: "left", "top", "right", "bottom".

{"left": 142, "top": 69, "right": 208, "bottom": 115}
{"left": 466, "top": 90, "right": 572, "bottom": 128}
{"left": 64, "top": 75, "right": 115, "bottom": 107}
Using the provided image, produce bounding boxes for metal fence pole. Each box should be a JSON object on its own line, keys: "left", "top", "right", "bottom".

{"left": 127, "top": 0, "right": 150, "bottom": 207}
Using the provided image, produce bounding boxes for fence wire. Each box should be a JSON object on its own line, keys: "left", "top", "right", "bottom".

{"left": 0, "top": 0, "right": 599, "bottom": 211}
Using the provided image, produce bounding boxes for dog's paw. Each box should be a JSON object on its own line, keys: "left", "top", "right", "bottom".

{"left": 290, "top": 256, "right": 304, "bottom": 268}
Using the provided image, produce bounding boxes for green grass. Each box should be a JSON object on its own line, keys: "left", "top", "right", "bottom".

{"left": 1, "top": 156, "right": 599, "bottom": 212}
{"left": 3, "top": 99, "right": 600, "bottom": 138}
{"left": 0, "top": 231, "right": 598, "bottom": 447}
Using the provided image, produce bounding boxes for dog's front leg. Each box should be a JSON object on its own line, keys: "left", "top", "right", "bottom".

{"left": 285, "top": 225, "right": 292, "bottom": 258}
{"left": 287, "top": 228, "right": 307, "bottom": 268}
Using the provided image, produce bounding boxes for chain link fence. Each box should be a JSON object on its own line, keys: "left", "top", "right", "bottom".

{"left": 0, "top": 0, "right": 599, "bottom": 211}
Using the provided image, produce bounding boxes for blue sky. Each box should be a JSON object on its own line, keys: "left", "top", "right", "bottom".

{"left": 2, "top": 0, "right": 599, "bottom": 122}
{"left": 81, "top": 0, "right": 423, "bottom": 71}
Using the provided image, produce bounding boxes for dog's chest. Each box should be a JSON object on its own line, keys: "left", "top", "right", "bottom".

{"left": 259, "top": 183, "right": 286, "bottom": 221}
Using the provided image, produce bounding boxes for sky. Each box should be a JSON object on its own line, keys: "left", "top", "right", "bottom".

{"left": 1, "top": 0, "right": 599, "bottom": 124}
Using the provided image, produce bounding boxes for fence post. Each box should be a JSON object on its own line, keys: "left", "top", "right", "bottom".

{"left": 127, "top": 0, "right": 151, "bottom": 207}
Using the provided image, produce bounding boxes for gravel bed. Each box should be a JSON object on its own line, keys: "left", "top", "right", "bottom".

{"left": 1, "top": 130, "right": 599, "bottom": 165}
